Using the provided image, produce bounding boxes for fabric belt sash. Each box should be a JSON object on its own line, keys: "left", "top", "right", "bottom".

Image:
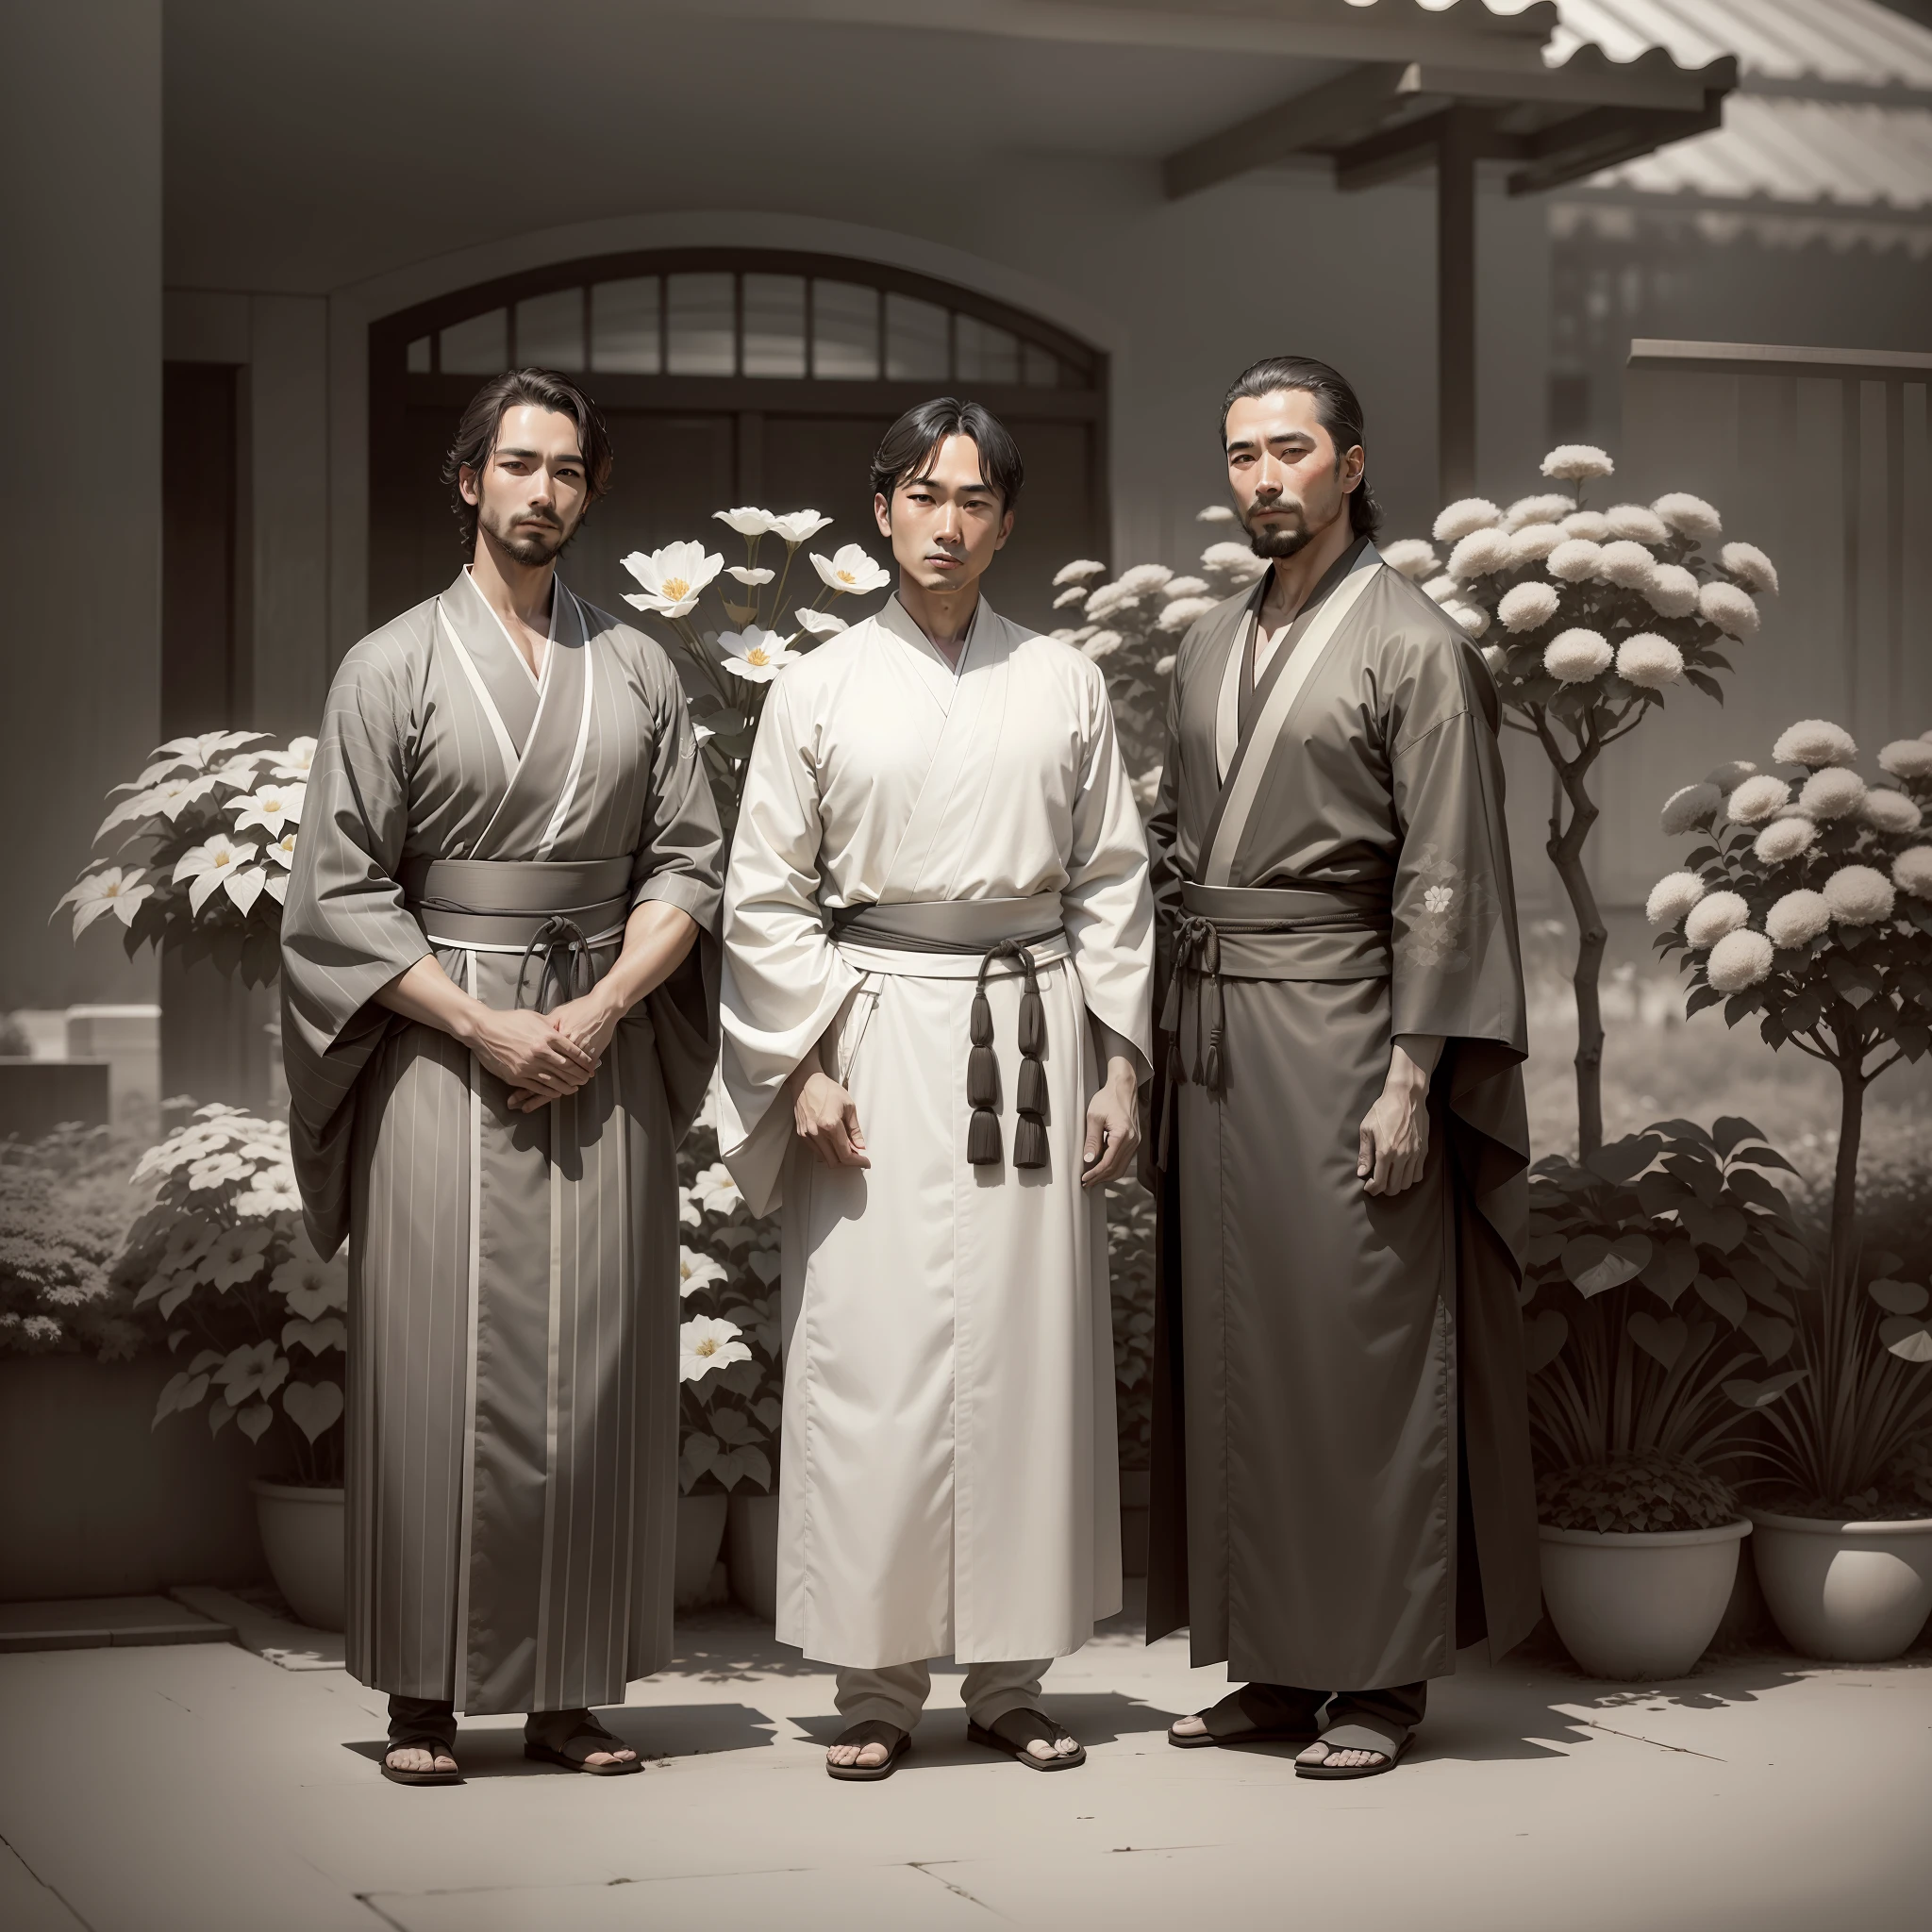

{"left": 1158, "top": 880, "right": 1391, "bottom": 1164}
{"left": 404, "top": 857, "right": 634, "bottom": 1011}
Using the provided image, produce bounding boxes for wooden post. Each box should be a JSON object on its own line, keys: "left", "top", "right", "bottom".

{"left": 1437, "top": 107, "right": 1479, "bottom": 503}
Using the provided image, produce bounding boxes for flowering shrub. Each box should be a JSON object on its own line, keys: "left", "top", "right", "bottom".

{"left": 58, "top": 731, "right": 314, "bottom": 988}
{"left": 1537, "top": 1450, "right": 1739, "bottom": 1535}
{"left": 0, "top": 1124, "right": 146, "bottom": 1358}
{"left": 116, "top": 1105, "right": 345, "bottom": 1483}
{"left": 622, "top": 508, "right": 889, "bottom": 832}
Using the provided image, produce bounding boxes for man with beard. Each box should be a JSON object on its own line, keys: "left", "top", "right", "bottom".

{"left": 1145, "top": 356, "right": 1538, "bottom": 1778}
{"left": 281, "top": 369, "right": 724, "bottom": 1784}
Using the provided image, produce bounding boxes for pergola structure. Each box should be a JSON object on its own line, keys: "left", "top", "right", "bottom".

{"left": 1159, "top": 2, "right": 1736, "bottom": 495}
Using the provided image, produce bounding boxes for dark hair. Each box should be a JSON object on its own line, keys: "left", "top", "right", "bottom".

{"left": 442, "top": 368, "right": 614, "bottom": 547}
{"left": 1220, "top": 355, "right": 1382, "bottom": 539}
{"left": 870, "top": 397, "right": 1024, "bottom": 511}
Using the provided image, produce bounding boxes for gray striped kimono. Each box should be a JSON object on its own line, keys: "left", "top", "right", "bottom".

{"left": 281, "top": 566, "right": 723, "bottom": 1715}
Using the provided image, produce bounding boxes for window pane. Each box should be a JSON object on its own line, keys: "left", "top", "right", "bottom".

{"left": 406, "top": 335, "right": 431, "bottom": 375}
{"left": 515, "top": 288, "right": 584, "bottom": 371}
{"left": 885, "top": 292, "right": 948, "bottom": 382}
{"left": 812, "top": 279, "right": 877, "bottom": 379}
{"left": 1022, "top": 341, "right": 1060, "bottom": 389}
{"left": 956, "top": 315, "right": 1019, "bottom": 385}
{"left": 742, "top": 274, "right": 805, "bottom": 378}
{"left": 440, "top": 308, "right": 507, "bottom": 375}
{"left": 666, "top": 273, "right": 735, "bottom": 376}
{"left": 591, "top": 276, "right": 660, "bottom": 375}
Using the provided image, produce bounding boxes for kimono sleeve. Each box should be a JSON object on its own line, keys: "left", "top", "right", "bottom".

{"left": 279, "top": 627, "right": 434, "bottom": 1255}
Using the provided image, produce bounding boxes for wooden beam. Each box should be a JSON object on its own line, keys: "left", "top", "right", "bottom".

{"left": 1438, "top": 106, "right": 1480, "bottom": 504}
{"left": 1504, "top": 99, "right": 1724, "bottom": 196}
{"left": 1331, "top": 106, "right": 1522, "bottom": 194}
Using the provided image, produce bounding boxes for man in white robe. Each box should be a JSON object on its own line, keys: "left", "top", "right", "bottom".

{"left": 719, "top": 399, "right": 1154, "bottom": 1778}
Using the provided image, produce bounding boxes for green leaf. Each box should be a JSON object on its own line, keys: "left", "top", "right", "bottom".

{"left": 1724, "top": 1167, "right": 1791, "bottom": 1214}
{"left": 1728, "top": 1141, "right": 1799, "bottom": 1174}
{"left": 1879, "top": 1317, "right": 1932, "bottom": 1363}
{"left": 1681, "top": 1198, "right": 1747, "bottom": 1253}
{"left": 1639, "top": 1236, "right": 1700, "bottom": 1309}
{"left": 1627, "top": 1312, "right": 1688, "bottom": 1368}
{"left": 1563, "top": 1232, "right": 1653, "bottom": 1297}
{"left": 1695, "top": 1273, "right": 1748, "bottom": 1327}
{"left": 1740, "top": 1312, "right": 1794, "bottom": 1362}
{"left": 1711, "top": 1115, "right": 1768, "bottom": 1156}
{"left": 1723, "top": 1370, "right": 1807, "bottom": 1409}
{"left": 1869, "top": 1279, "right": 1930, "bottom": 1315}
{"left": 1585, "top": 1136, "right": 1660, "bottom": 1185}
{"left": 1686, "top": 984, "right": 1724, "bottom": 1017}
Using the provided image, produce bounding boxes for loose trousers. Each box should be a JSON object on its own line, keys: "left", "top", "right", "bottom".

{"left": 835, "top": 1657, "right": 1051, "bottom": 1732}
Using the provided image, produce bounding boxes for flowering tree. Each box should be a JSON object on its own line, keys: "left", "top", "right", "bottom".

{"left": 622, "top": 508, "right": 889, "bottom": 832}
{"left": 1386, "top": 447, "right": 1773, "bottom": 1157}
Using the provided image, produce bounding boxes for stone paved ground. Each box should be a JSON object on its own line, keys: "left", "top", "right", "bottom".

{"left": 1, "top": 1598, "right": 1927, "bottom": 1931}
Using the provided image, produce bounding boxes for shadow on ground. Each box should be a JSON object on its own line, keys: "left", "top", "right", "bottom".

{"left": 341, "top": 1702, "right": 779, "bottom": 1774}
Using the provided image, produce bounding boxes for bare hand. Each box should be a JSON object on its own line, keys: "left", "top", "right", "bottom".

{"left": 506, "top": 990, "right": 623, "bottom": 1112}
{"left": 470, "top": 1007, "right": 596, "bottom": 1110}
{"left": 793, "top": 1069, "right": 869, "bottom": 1168}
{"left": 1081, "top": 1058, "right": 1140, "bottom": 1189}
{"left": 1357, "top": 1071, "right": 1430, "bottom": 1196}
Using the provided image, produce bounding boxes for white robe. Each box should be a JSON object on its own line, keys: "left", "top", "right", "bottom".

{"left": 719, "top": 595, "right": 1155, "bottom": 1668}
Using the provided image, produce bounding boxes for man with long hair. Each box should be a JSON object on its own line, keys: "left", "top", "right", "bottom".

{"left": 281, "top": 369, "right": 723, "bottom": 1784}
{"left": 718, "top": 399, "right": 1153, "bottom": 1779}
{"left": 1145, "top": 357, "right": 1538, "bottom": 1777}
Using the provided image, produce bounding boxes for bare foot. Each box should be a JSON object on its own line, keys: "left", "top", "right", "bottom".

{"left": 1023, "top": 1731, "right": 1081, "bottom": 1761}
{"left": 385, "top": 1745, "right": 458, "bottom": 1775}
{"left": 1296, "top": 1741, "right": 1387, "bottom": 1772}
{"left": 1170, "top": 1713, "right": 1208, "bottom": 1740}
{"left": 582, "top": 1745, "right": 637, "bottom": 1767}
{"left": 826, "top": 1739, "right": 893, "bottom": 1771}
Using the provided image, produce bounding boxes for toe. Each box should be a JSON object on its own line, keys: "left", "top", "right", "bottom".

{"left": 1295, "top": 1742, "right": 1328, "bottom": 1766}
{"left": 1172, "top": 1715, "right": 1206, "bottom": 1737}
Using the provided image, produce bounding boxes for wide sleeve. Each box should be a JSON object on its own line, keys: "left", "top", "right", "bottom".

{"left": 1062, "top": 661, "right": 1156, "bottom": 1076}
{"left": 279, "top": 629, "right": 434, "bottom": 1257}
{"left": 629, "top": 645, "right": 727, "bottom": 1141}
{"left": 715, "top": 675, "right": 863, "bottom": 1216}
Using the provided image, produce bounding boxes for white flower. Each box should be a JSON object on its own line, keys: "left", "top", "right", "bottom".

{"left": 1082, "top": 581, "right": 1140, "bottom": 622}
{"left": 1645, "top": 564, "right": 1699, "bottom": 618}
{"left": 58, "top": 866, "right": 153, "bottom": 937}
{"left": 1082, "top": 629, "right": 1124, "bottom": 662}
{"left": 1706, "top": 760, "right": 1757, "bottom": 795}
{"left": 1607, "top": 504, "right": 1669, "bottom": 544}
{"left": 1727, "top": 774, "right": 1791, "bottom": 824}
{"left": 1423, "top": 884, "right": 1455, "bottom": 913}
{"left": 1652, "top": 492, "right": 1722, "bottom": 541}
{"left": 1422, "top": 574, "right": 1457, "bottom": 605}
{"left": 271, "top": 737, "right": 317, "bottom": 780}
{"left": 1660, "top": 783, "right": 1722, "bottom": 835}
{"left": 1766, "top": 890, "right": 1831, "bottom": 948}
{"left": 1646, "top": 872, "right": 1706, "bottom": 926}
{"left": 1200, "top": 541, "right": 1266, "bottom": 582}
{"left": 1893, "top": 847, "right": 1932, "bottom": 899}
{"left": 1379, "top": 539, "right": 1439, "bottom": 580}
{"left": 1507, "top": 523, "right": 1568, "bottom": 566}
{"left": 810, "top": 544, "right": 891, "bottom": 596}
{"left": 1698, "top": 581, "right": 1758, "bottom": 638}
{"left": 1498, "top": 581, "right": 1559, "bottom": 632}
{"left": 725, "top": 565, "right": 774, "bottom": 586}
{"left": 1685, "top": 891, "right": 1750, "bottom": 948}
{"left": 678, "top": 1246, "right": 728, "bottom": 1299}
{"left": 1772, "top": 720, "right": 1857, "bottom": 769}
{"left": 1863, "top": 789, "right": 1924, "bottom": 835}
{"left": 717, "top": 626, "right": 801, "bottom": 683}
{"left": 1195, "top": 505, "right": 1236, "bottom": 524}
{"left": 1543, "top": 628, "right": 1612, "bottom": 683}
{"left": 1721, "top": 542, "right": 1778, "bottom": 594}
{"left": 1616, "top": 634, "right": 1683, "bottom": 689}
{"left": 1115, "top": 563, "right": 1174, "bottom": 596}
{"left": 1448, "top": 528, "right": 1513, "bottom": 580}
{"left": 680, "top": 1314, "right": 752, "bottom": 1383}
{"left": 769, "top": 510, "right": 834, "bottom": 544}
{"left": 1431, "top": 499, "right": 1502, "bottom": 543}
{"left": 1541, "top": 444, "right": 1614, "bottom": 481}
{"left": 691, "top": 1161, "right": 744, "bottom": 1216}
{"left": 1505, "top": 493, "right": 1575, "bottom": 530}
{"left": 1878, "top": 739, "right": 1932, "bottom": 781}
{"left": 173, "top": 836, "right": 260, "bottom": 915}
{"left": 1707, "top": 928, "right": 1774, "bottom": 993}
{"left": 1053, "top": 585, "right": 1090, "bottom": 608}
{"left": 793, "top": 607, "right": 849, "bottom": 637}
{"left": 1482, "top": 644, "right": 1506, "bottom": 676}
{"left": 1161, "top": 576, "right": 1210, "bottom": 600}
{"left": 1445, "top": 601, "right": 1490, "bottom": 639}
{"left": 1546, "top": 540, "right": 1603, "bottom": 584}
{"left": 713, "top": 508, "right": 778, "bottom": 537}
{"left": 1596, "top": 540, "right": 1656, "bottom": 590}
{"left": 222, "top": 865, "right": 270, "bottom": 917}
{"left": 1561, "top": 510, "right": 1612, "bottom": 543}
{"left": 1053, "top": 558, "right": 1107, "bottom": 587}
{"left": 230, "top": 783, "right": 305, "bottom": 836}
{"left": 1824, "top": 864, "right": 1895, "bottom": 925}
{"left": 1799, "top": 768, "right": 1866, "bottom": 820}
{"left": 157, "top": 729, "right": 263, "bottom": 772}
{"left": 1754, "top": 817, "right": 1817, "bottom": 864}
{"left": 1158, "top": 596, "right": 1217, "bottom": 634}
{"left": 622, "top": 541, "right": 724, "bottom": 618}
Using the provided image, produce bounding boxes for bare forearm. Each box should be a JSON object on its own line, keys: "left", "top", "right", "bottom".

{"left": 375, "top": 955, "right": 486, "bottom": 1044}
{"left": 594, "top": 901, "right": 700, "bottom": 1021}
{"left": 1389, "top": 1033, "right": 1444, "bottom": 1089}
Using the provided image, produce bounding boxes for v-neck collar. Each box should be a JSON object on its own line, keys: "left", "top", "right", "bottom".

{"left": 877, "top": 593, "right": 989, "bottom": 713}
{"left": 464, "top": 564, "right": 557, "bottom": 691}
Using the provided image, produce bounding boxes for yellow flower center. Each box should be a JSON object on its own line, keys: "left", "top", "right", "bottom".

{"left": 746, "top": 647, "right": 771, "bottom": 667}
{"left": 695, "top": 1336, "right": 718, "bottom": 1357}
{"left": 261, "top": 799, "right": 282, "bottom": 817}
{"left": 214, "top": 851, "right": 232, "bottom": 868}
{"left": 663, "top": 575, "right": 691, "bottom": 599}
{"left": 837, "top": 571, "right": 857, "bottom": 585}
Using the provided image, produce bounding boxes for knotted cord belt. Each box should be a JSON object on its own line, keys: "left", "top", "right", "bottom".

{"left": 512, "top": 914, "right": 596, "bottom": 1012}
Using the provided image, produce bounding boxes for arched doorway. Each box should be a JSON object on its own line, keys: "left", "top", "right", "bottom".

{"left": 368, "top": 249, "right": 1108, "bottom": 634}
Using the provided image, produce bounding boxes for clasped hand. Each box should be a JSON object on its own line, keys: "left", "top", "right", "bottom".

{"left": 475, "top": 991, "right": 621, "bottom": 1114}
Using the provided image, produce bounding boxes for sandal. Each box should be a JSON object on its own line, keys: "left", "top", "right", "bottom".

{"left": 825, "top": 1719, "right": 909, "bottom": 1782}
{"left": 1169, "top": 1684, "right": 1323, "bottom": 1750}
{"left": 523, "top": 1708, "right": 642, "bottom": 1776}
{"left": 1294, "top": 1718, "right": 1413, "bottom": 1781}
{"left": 381, "top": 1731, "right": 462, "bottom": 1787}
{"left": 966, "top": 1706, "right": 1087, "bottom": 1772}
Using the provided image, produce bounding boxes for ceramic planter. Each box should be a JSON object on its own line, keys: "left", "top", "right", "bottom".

{"left": 1539, "top": 1518, "right": 1750, "bottom": 1679}
{"left": 250, "top": 1479, "right": 345, "bottom": 1632}
{"left": 727, "top": 1489, "right": 780, "bottom": 1621}
{"left": 1747, "top": 1509, "right": 1932, "bottom": 1662}
{"left": 675, "top": 1491, "right": 728, "bottom": 1609}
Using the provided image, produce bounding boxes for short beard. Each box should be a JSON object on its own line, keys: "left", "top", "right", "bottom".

{"left": 482, "top": 507, "right": 576, "bottom": 565}
{"left": 1243, "top": 503, "right": 1313, "bottom": 559}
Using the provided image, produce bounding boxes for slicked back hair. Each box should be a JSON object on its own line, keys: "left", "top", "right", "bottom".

{"left": 1221, "top": 355, "right": 1382, "bottom": 539}
{"left": 443, "top": 368, "right": 614, "bottom": 547}
{"left": 871, "top": 397, "right": 1024, "bottom": 512}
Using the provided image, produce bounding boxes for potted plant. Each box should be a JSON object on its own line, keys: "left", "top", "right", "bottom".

{"left": 117, "top": 1103, "right": 347, "bottom": 1629}
{"left": 1651, "top": 721, "right": 1932, "bottom": 1658}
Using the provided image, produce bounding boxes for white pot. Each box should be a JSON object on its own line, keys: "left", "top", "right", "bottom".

{"left": 675, "top": 1492, "right": 728, "bottom": 1610}
{"left": 1747, "top": 1508, "right": 1932, "bottom": 1662}
{"left": 727, "top": 1490, "right": 779, "bottom": 1622}
{"left": 250, "top": 1479, "right": 344, "bottom": 1632}
{"left": 1539, "top": 1519, "right": 1750, "bottom": 1680}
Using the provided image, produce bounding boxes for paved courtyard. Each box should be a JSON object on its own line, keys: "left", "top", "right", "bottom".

{"left": 1, "top": 1591, "right": 1926, "bottom": 1932}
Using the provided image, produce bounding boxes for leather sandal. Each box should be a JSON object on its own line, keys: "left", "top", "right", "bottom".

{"left": 1295, "top": 1717, "right": 1413, "bottom": 1780}
{"left": 381, "top": 1731, "right": 462, "bottom": 1786}
{"left": 967, "top": 1706, "right": 1087, "bottom": 1772}
{"left": 1169, "top": 1684, "right": 1323, "bottom": 1750}
{"left": 523, "top": 1708, "right": 642, "bottom": 1775}
{"left": 825, "top": 1719, "right": 910, "bottom": 1781}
